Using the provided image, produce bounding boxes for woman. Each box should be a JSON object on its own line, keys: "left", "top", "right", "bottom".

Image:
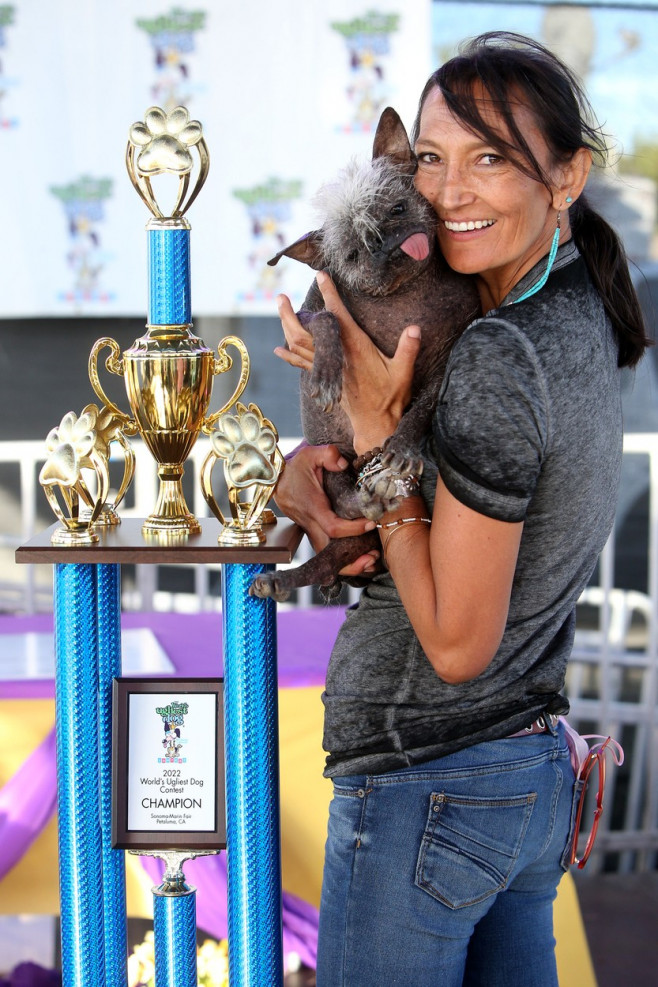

{"left": 275, "top": 33, "right": 649, "bottom": 986}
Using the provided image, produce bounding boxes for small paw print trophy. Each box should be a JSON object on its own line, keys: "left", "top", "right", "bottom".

{"left": 88, "top": 106, "right": 249, "bottom": 538}
{"left": 201, "top": 403, "right": 284, "bottom": 544}
{"left": 39, "top": 404, "right": 135, "bottom": 544}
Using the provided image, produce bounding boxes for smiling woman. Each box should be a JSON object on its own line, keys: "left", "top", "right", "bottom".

{"left": 272, "top": 31, "right": 651, "bottom": 987}
{"left": 413, "top": 90, "right": 589, "bottom": 310}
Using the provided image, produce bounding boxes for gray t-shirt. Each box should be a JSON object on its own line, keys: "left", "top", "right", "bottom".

{"left": 322, "top": 241, "right": 622, "bottom": 777}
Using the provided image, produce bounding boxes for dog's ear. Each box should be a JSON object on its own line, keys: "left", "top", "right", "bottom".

{"left": 372, "top": 107, "right": 416, "bottom": 174}
{"left": 268, "top": 230, "right": 325, "bottom": 270}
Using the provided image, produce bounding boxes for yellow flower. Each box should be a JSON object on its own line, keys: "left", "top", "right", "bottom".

{"left": 197, "top": 937, "right": 229, "bottom": 986}
{"left": 126, "top": 933, "right": 229, "bottom": 987}
{"left": 127, "top": 931, "right": 155, "bottom": 987}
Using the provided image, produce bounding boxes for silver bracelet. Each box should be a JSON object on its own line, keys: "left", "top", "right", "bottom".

{"left": 355, "top": 453, "right": 386, "bottom": 490}
{"left": 356, "top": 454, "right": 421, "bottom": 499}
{"left": 390, "top": 474, "right": 421, "bottom": 498}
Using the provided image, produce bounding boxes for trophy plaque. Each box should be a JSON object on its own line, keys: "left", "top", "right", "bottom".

{"left": 112, "top": 677, "right": 225, "bottom": 851}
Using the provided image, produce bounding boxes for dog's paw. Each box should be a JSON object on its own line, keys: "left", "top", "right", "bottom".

{"left": 310, "top": 370, "right": 342, "bottom": 414}
{"left": 357, "top": 477, "right": 404, "bottom": 520}
{"left": 357, "top": 453, "right": 424, "bottom": 518}
{"left": 380, "top": 444, "right": 424, "bottom": 480}
{"left": 320, "top": 578, "right": 344, "bottom": 603}
{"left": 249, "top": 573, "right": 291, "bottom": 603}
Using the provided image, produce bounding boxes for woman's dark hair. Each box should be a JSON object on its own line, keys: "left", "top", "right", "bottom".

{"left": 411, "top": 31, "right": 650, "bottom": 368}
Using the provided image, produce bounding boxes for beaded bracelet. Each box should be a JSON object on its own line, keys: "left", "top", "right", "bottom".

{"left": 377, "top": 516, "right": 431, "bottom": 566}
{"left": 376, "top": 516, "right": 431, "bottom": 530}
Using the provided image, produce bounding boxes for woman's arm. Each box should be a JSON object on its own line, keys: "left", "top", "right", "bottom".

{"left": 377, "top": 485, "right": 522, "bottom": 684}
{"left": 315, "top": 272, "right": 522, "bottom": 684}
{"left": 274, "top": 442, "right": 380, "bottom": 577}
{"left": 272, "top": 295, "right": 381, "bottom": 577}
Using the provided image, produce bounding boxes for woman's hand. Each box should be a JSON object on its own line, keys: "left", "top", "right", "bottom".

{"left": 273, "top": 294, "right": 315, "bottom": 371}
{"left": 275, "top": 444, "right": 380, "bottom": 577}
{"left": 315, "top": 271, "right": 422, "bottom": 456}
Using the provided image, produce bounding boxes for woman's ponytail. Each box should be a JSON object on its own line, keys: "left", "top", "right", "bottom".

{"left": 571, "top": 196, "right": 651, "bottom": 368}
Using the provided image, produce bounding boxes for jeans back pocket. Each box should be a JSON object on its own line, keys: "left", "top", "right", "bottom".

{"left": 415, "top": 791, "right": 537, "bottom": 909}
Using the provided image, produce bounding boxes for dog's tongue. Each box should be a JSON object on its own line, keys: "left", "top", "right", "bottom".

{"left": 399, "top": 232, "right": 430, "bottom": 261}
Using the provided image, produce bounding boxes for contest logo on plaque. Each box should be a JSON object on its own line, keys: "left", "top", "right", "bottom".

{"left": 112, "top": 678, "right": 225, "bottom": 850}
{"left": 158, "top": 700, "right": 189, "bottom": 763}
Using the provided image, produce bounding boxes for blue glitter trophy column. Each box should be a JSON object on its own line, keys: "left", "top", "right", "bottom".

{"left": 91, "top": 105, "right": 285, "bottom": 982}
{"left": 38, "top": 408, "right": 128, "bottom": 986}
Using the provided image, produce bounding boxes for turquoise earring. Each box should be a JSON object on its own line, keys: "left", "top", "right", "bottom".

{"left": 566, "top": 196, "right": 573, "bottom": 203}
{"left": 512, "top": 211, "right": 561, "bottom": 305}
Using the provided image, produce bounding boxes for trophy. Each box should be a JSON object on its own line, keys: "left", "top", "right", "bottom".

{"left": 88, "top": 106, "right": 248, "bottom": 536}
{"left": 38, "top": 405, "right": 112, "bottom": 545}
{"left": 201, "top": 402, "right": 285, "bottom": 545}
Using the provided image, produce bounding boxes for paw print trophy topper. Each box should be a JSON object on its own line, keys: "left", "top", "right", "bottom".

{"left": 89, "top": 106, "right": 250, "bottom": 537}
{"left": 201, "top": 403, "right": 285, "bottom": 545}
{"left": 39, "top": 405, "right": 123, "bottom": 545}
{"left": 125, "top": 105, "right": 208, "bottom": 222}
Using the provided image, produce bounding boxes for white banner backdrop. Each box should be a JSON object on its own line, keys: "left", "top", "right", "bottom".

{"left": 0, "top": 0, "right": 432, "bottom": 316}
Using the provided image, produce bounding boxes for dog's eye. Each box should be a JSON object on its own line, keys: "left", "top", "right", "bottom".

{"left": 390, "top": 202, "right": 407, "bottom": 216}
{"left": 346, "top": 249, "right": 359, "bottom": 262}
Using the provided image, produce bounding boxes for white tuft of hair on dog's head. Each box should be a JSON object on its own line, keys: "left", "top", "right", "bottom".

{"left": 312, "top": 156, "right": 412, "bottom": 264}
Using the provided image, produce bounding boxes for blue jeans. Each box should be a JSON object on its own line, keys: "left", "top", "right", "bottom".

{"left": 317, "top": 723, "right": 578, "bottom": 987}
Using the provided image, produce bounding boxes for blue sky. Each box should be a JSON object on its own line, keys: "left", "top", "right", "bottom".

{"left": 431, "top": 2, "right": 658, "bottom": 154}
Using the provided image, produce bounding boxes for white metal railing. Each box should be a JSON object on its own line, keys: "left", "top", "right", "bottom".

{"left": 567, "top": 433, "right": 658, "bottom": 872}
{"left": 2, "top": 435, "right": 658, "bottom": 870}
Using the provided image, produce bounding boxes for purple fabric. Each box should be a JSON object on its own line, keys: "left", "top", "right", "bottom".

{"left": 0, "top": 728, "right": 57, "bottom": 882}
{"left": 0, "top": 610, "right": 337, "bottom": 966}
{"left": 0, "top": 609, "right": 345, "bottom": 699}
{"left": 139, "top": 852, "right": 319, "bottom": 969}
{"left": 0, "top": 963, "right": 61, "bottom": 986}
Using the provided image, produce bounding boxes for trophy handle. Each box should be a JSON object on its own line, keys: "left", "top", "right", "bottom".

{"left": 88, "top": 338, "right": 137, "bottom": 434}
{"left": 203, "top": 336, "right": 251, "bottom": 432}
{"left": 199, "top": 448, "right": 227, "bottom": 526}
{"left": 111, "top": 430, "right": 136, "bottom": 513}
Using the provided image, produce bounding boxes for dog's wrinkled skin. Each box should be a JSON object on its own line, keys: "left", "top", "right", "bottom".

{"left": 251, "top": 107, "right": 479, "bottom": 602}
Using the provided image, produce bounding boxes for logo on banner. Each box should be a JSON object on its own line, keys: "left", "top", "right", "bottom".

{"left": 50, "top": 175, "right": 115, "bottom": 305}
{"left": 136, "top": 7, "right": 207, "bottom": 112}
{"left": 0, "top": 5, "right": 18, "bottom": 129}
{"left": 233, "top": 177, "right": 303, "bottom": 302}
{"left": 331, "top": 10, "right": 400, "bottom": 132}
{"left": 157, "top": 700, "right": 189, "bottom": 763}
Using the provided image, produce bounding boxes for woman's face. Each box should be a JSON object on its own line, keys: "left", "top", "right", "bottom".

{"left": 414, "top": 86, "right": 567, "bottom": 308}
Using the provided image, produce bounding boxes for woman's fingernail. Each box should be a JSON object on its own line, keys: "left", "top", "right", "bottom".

{"left": 407, "top": 325, "right": 421, "bottom": 339}
{"left": 364, "top": 520, "right": 376, "bottom": 531}
{"left": 316, "top": 270, "right": 328, "bottom": 286}
{"left": 337, "top": 456, "right": 349, "bottom": 469}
